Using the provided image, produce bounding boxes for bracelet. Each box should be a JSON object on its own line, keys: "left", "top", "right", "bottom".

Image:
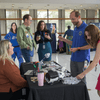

{"left": 77, "top": 47, "right": 81, "bottom": 51}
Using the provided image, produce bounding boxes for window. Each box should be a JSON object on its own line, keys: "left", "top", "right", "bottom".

{"left": 6, "top": 10, "right": 17, "bottom": 33}
{"left": 37, "top": 10, "right": 47, "bottom": 23}
{"left": 95, "top": 9, "right": 99, "bottom": 23}
{"left": 21, "top": 10, "right": 29, "bottom": 23}
{"left": 65, "top": 10, "right": 74, "bottom": 31}
{"left": 49, "top": 9, "right": 58, "bottom": 33}
{"left": 79, "top": 10, "right": 86, "bottom": 23}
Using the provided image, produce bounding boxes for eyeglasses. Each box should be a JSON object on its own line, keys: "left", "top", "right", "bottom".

{"left": 28, "top": 19, "right": 32, "bottom": 22}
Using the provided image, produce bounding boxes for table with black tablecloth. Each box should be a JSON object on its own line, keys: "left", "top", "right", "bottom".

{"left": 20, "top": 62, "right": 90, "bottom": 100}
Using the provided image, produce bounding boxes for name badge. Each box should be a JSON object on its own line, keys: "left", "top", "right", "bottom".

{"left": 43, "top": 42, "right": 45, "bottom": 49}
{"left": 43, "top": 45, "right": 45, "bottom": 49}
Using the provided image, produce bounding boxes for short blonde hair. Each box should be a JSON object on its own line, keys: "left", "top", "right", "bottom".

{"left": 0, "top": 40, "right": 14, "bottom": 64}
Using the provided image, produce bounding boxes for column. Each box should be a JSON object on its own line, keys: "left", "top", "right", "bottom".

{"left": 58, "top": 9, "right": 65, "bottom": 34}
{"left": 0, "top": 9, "right": 6, "bottom": 39}
{"left": 29, "top": 9, "right": 37, "bottom": 33}
{"left": 86, "top": 9, "right": 96, "bottom": 24}
{"left": 47, "top": 9, "right": 49, "bottom": 23}
{"left": 99, "top": 9, "right": 100, "bottom": 22}
{"left": 62, "top": 9, "right": 65, "bottom": 33}
{"left": 80, "top": 9, "right": 86, "bottom": 23}
{"left": 17, "top": 9, "right": 21, "bottom": 27}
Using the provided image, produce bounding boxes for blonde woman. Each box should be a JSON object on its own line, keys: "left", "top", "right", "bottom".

{"left": 76, "top": 25, "right": 100, "bottom": 96}
{"left": 0, "top": 40, "right": 28, "bottom": 100}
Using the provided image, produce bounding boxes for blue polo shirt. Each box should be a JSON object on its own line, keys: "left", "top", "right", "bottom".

{"left": 71, "top": 21, "right": 90, "bottom": 62}
{"left": 63, "top": 29, "right": 73, "bottom": 38}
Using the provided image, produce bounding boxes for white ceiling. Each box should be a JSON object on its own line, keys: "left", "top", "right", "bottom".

{"left": 0, "top": 0, "right": 100, "bottom": 10}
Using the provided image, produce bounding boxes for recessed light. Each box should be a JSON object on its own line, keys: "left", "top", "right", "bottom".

{"left": 89, "top": 7, "right": 91, "bottom": 9}
{"left": 96, "top": 4, "right": 98, "bottom": 7}
{"left": 12, "top": 4, "right": 14, "bottom": 7}
{"left": 80, "top": 5, "right": 82, "bottom": 7}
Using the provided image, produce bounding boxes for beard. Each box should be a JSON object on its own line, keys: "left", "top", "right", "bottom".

{"left": 73, "top": 21, "right": 79, "bottom": 26}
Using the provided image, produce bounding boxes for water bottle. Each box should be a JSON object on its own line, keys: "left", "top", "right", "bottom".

{"left": 38, "top": 61, "right": 42, "bottom": 71}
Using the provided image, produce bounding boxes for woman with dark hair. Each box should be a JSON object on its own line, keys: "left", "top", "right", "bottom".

{"left": 4, "top": 22, "right": 23, "bottom": 67}
{"left": 34, "top": 20, "right": 52, "bottom": 61}
{"left": 76, "top": 25, "right": 100, "bottom": 96}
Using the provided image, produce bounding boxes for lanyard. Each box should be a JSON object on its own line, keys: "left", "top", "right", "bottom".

{"left": 40, "top": 31, "right": 45, "bottom": 41}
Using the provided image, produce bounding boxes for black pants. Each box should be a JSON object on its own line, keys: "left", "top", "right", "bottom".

{"left": 0, "top": 87, "right": 29, "bottom": 100}
{"left": 0, "top": 91, "right": 12, "bottom": 100}
{"left": 63, "top": 42, "right": 66, "bottom": 52}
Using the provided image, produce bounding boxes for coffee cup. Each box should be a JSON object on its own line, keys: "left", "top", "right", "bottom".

{"left": 38, "top": 35, "right": 41, "bottom": 40}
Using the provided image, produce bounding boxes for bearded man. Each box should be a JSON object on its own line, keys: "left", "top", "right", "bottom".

{"left": 58, "top": 10, "right": 92, "bottom": 84}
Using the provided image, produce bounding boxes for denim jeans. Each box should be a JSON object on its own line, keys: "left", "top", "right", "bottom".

{"left": 21, "top": 48, "right": 34, "bottom": 62}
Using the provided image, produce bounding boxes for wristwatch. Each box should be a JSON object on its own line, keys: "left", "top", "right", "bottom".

{"left": 77, "top": 47, "right": 81, "bottom": 51}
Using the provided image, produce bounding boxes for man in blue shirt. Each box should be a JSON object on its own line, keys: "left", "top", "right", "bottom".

{"left": 63, "top": 26, "right": 73, "bottom": 53}
{"left": 63, "top": 26, "right": 73, "bottom": 38}
{"left": 59, "top": 10, "right": 92, "bottom": 83}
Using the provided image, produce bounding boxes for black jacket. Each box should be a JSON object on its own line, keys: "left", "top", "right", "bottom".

{"left": 34, "top": 30, "right": 53, "bottom": 44}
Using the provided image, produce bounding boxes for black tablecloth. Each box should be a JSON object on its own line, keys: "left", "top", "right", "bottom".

{"left": 20, "top": 62, "right": 90, "bottom": 100}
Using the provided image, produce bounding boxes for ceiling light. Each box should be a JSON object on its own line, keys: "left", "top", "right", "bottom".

{"left": 80, "top": 5, "right": 82, "bottom": 7}
{"left": 96, "top": 4, "right": 98, "bottom": 7}
{"left": 89, "top": 7, "right": 91, "bottom": 9}
{"left": 12, "top": 4, "right": 14, "bottom": 7}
